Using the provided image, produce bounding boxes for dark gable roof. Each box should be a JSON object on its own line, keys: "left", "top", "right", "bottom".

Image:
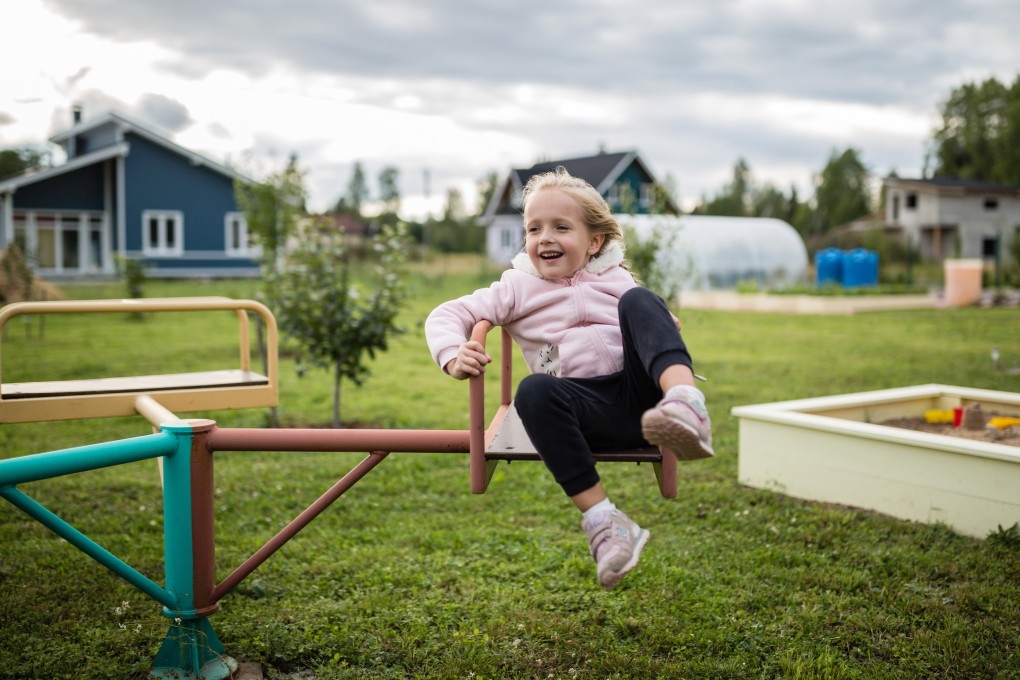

{"left": 482, "top": 149, "right": 679, "bottom": 219}
{"left": 514, "top": 151, "right": 632, "bottom": 190}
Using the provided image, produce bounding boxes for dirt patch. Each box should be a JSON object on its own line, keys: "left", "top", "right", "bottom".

{"left": 880, "top": 415, "right": 1020, "bottom": 448}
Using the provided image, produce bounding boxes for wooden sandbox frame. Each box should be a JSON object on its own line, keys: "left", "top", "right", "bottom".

{"left": 733, "top": 384, "right": 1020, "bottom": 538}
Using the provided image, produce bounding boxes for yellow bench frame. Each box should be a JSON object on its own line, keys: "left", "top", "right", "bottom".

{"left": 0, "top": 297, "right": 278, "bottom": 424}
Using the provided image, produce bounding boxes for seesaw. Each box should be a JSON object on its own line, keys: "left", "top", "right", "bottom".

{"left": 0, "top": 297, "right": 676, "bottom": 679}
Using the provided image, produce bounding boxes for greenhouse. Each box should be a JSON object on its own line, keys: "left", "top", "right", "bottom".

{"left": 620, "top": 214, "right": 809, "bottom": 291}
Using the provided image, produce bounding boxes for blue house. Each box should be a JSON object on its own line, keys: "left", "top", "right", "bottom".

{"left": 0, "top": 109, "right": 258, "bottom": 279}
{"left": 480, "top": 150, "right": 680, "bottom": 263}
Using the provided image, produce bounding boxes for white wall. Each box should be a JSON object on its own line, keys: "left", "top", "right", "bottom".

{"left": 486, "top": 215, "right": 524, "bottom": 264}
{"left": 886, "top": 185, "right": 1020, "bottom": 259}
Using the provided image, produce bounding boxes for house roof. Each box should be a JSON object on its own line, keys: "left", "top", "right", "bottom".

{"left": 885, "top": 176, "right": 1020, "bottom": 197}
{"left": 482, "top": 149, "right": 678, "bottom": 219}
{"left": 0, "top": 141, "right": 128, "bottom": 194}
{"left": 53, "top": 110, "right": 248, "bottom": 181}
{"left": 320, "top": 212, "right": 369, "bottom": 236}
{"left": 0, "top": 109, "right": 248, "bottom": 195}
{"left": 515, "top": 151, "right": 635, "bottom": 194}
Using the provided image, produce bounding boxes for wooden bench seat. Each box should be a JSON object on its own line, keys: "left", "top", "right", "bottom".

{"left": 2, "top": 370, "right": 269, "bottom": 400}
{"left": 486, "top": 401, "right": 663, "bottom": 463}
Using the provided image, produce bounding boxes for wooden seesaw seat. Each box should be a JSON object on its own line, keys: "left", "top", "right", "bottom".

{"left": 467, "top": 320, "right": 677, "bottom": 497}
{"left": 0, "top": 297, "right": 278, "bottom": 424}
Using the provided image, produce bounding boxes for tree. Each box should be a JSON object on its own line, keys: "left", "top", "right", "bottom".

{"left": 443, "top": 186, "right": 465, "bottom": 222}
{"left": 616, "top": 182, "right": 639, "bottom": 215}
{"left": 785, "top": 185, "right": 814, "bottom": 236}
{"left": 621, "top": 176, "right": 687, "bottom": 300}
{"left": 335, "top": 161, "right": 369, "bottom": 217}
{"left": 929, "top": 76, "right": 1020, "bottom": 185}
{"left": 693, "top": 159, "right": 812, "bottom": 230}
{"left": 476, "top": 170, "right": 500, "bottom": 216}
{"left": 234, "top": 156, "right": 307, "bottom": 269}
{"left": 651, "top": 173, "right": 680, "bottom": 215}
{"left": 623, "top": 221, "right": 686, "bottom": 301}
{"left": 751, "top": 183, "right": 788, "bottom": 219}
{"left": 811, "top": 147, "right": 872, "bottom": 234}
{"left": 234, "top": 156, "right": 307, "bottom": 426}
{"left": 374, "top": 166, "right": 401, "bottom": 233}
{"left": 693, "top": 158, "right": 752, "bottom": 216}
{"left": 267, "top": 220, "right": 408, "bottom": 427}
{"left": 426, "top": 187, "right": 485, "bottom": 253}
{"left": 0, "top": 146, "right": 47, "bottom": 181}
{"left": 377, "top": 166, "right": 401, "bottom": 218}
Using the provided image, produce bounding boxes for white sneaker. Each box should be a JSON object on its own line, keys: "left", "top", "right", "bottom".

{"left": 581, "top": 508, "right": 650, "bottom": 591}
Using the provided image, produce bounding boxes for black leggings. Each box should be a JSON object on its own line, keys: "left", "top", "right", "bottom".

{"left": 514, "top": 287, "right": 693, "bottom": 497}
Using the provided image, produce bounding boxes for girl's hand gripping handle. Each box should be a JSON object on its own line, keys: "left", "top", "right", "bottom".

{"left": 445, "top": 320, "right": 494, "bottom": 380}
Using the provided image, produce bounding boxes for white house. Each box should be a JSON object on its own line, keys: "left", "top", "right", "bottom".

{"left": 884, "top": 177, "right": 1020, "bottom": 262}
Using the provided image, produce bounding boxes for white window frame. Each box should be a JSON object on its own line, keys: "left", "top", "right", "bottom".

{"left": 11, "top": 210, "right": 104, "bottom": 274}
{"left": 224, "top": 211, "right": 260, "bottom": 257}
{"left": 607, "top": 183, "right": 619, "bottom": 206}
{"left": 640, "top": 183, "right": 654, "bottom": 208}
{"left": 142, "top": 210, "right": 184, "bottom": 257}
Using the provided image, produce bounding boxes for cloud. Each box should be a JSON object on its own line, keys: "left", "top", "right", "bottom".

{"left": 39, "top": 0, "right": 1020, "bottom": 110}
{"left": 134, "top": 93, "right": 193, "bottom": 133}
{"left": 19, "top": 0, "right": 1020, "bottom": 212}
{"left": 58, "top": 66, "right": 92, "bottom": 94}
{"left": 46, "top": 89, "right": 131, "bottom": 136}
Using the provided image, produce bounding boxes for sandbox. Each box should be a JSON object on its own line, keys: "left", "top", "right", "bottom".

{"left": 732, "top": 384, "right": 1020, "bottom": 538}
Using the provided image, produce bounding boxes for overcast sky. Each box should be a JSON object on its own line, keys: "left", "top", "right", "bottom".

{"left": 2, "top": 0, "right": 1018, "bottom": 216}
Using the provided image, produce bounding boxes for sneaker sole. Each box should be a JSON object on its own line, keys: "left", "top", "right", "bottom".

{"left": 641, "top": 411, "right": 714, "bottom": 461}
{"left": 599, "top": 528, "right": 650, "bottom": 592}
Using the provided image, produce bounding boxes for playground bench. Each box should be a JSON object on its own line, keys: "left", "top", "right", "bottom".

{"left": 0, "top": 297, "right": 278, "bottom": 423}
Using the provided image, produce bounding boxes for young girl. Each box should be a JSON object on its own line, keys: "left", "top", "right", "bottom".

{"left": 425, "top": 167, "right": 712, "bottom": 591}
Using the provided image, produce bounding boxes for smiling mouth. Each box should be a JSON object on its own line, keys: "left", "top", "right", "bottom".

{"left": 540, "top": 252, "right": 563, "bottom": 260}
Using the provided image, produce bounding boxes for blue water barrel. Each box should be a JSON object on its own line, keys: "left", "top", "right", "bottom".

{"left": 815, "top": 248, "right": 843, "bottom": 286}
{"left": 843, "top": 248, "right": 878, "bottom": 287}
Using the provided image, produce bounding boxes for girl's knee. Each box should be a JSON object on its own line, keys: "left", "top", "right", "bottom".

{"left": 515, "top": 374, "right": 565, "bottom": 419}
{"left": 516, "top": 373, "right": 556, "bottom": 403}
{"left": 620, "top": 286, "right": 665, "bottom": 318}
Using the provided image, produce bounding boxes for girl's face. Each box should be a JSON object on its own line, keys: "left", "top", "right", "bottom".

{"left": 523, "top": 189, "right": 604, "bottom": 280}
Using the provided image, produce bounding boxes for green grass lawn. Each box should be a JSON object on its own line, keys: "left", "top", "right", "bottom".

{"left": 1, "top": 260, "right": 1019, "bottom": 679}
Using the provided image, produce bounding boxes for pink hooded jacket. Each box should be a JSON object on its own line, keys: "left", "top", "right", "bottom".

{"left": 425, "top": 242, "right": 637, "bottom": 379}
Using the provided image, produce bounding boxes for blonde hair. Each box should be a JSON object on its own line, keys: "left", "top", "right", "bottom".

{"left": 520, "top": 166, "right": 623, "bottom": 259}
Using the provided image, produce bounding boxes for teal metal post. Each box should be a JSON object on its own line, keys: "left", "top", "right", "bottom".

{"left": 0, "top": 432, "right": 179, "bottom": 607}
{"left": 151, "top": 419, "right": 236, "bottom": 680}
